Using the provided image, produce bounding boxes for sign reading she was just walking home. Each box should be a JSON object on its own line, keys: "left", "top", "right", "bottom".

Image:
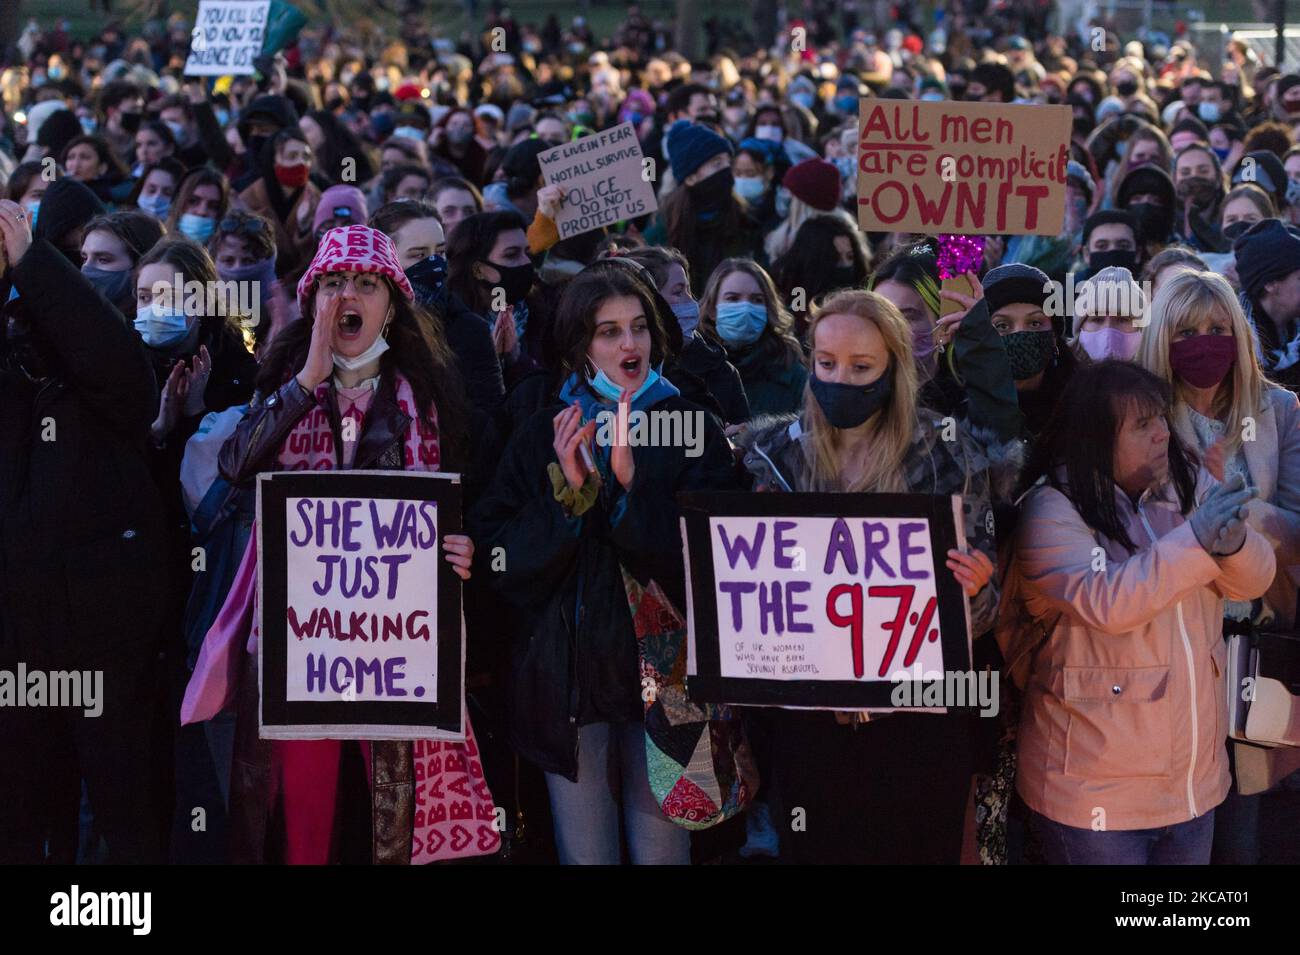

{"left": 184, "top": 0, "right": 270, "bottom": 76}
{"left": 257, "top": 471, "right": 464, "bottom": 741}
{"left": 680, "top": 492, "right": 972, "bottom": 710}
{"left": 538, "top": 122, "right": 658, "bottom": 239}
{"left": 856, "top": 99, "right": 1071, "bottom": 235}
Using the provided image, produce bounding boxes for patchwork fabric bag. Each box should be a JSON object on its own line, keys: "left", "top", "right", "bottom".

{"left": 622, "top": 568, "right": 757, "bottom": 830}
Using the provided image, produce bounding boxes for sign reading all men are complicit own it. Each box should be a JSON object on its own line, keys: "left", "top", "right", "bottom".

{"left": 856, "top": 99, "right": 1072, "bottom": 236}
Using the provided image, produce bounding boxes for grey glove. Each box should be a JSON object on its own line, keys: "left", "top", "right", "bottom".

{"left": 1189, "top": 473, "right": 1254, "bottom": 556}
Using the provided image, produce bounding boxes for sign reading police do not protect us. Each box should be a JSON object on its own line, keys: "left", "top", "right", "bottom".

{"left": 538, "top": 122, "right": 658, "bottom": 239}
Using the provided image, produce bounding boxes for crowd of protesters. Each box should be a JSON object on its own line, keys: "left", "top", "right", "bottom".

{"left": 1, "top": 1, "right": 1300, "bottom": 866}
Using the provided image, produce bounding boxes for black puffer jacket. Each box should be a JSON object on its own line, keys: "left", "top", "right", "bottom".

{"left": 676, "top": 331, "right": 751, "bottom": 425}
{"left": 0, "top": 239, "right": 168, "bottom": 668}
{"left": 469, "top": 393, "right": 739, "bottom": 779}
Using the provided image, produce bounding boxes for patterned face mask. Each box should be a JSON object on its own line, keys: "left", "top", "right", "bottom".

{"left": 1001, "top": 329, "right": 1056, "bottom": 380}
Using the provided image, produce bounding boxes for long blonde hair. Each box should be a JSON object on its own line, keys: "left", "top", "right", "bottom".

{"left": 1135, "top": 268, "right": 1267, "bottom": 461}
{"left": 802, "top": 289, "right": 918, "bottom": 493}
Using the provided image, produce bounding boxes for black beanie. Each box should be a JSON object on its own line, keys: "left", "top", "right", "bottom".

{"left": 1234, "top": 218, "right": 1300, "bottom": 299}
{"left": 36, "top": 109, "right": 83, "bottom": 159}
{"left": 981, "top": 262, "right": 1052, "bottom": 315}
{"left": 33, "top": 178, "right": 106, "bottom": 256}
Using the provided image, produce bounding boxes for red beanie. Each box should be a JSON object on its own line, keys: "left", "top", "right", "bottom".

{"left": 782, "top": 158, "right": 841, "bottom": 212}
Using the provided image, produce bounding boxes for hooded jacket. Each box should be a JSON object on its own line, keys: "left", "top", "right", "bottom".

{"left": 998, "top": 472, "right": 1274, "bottom": 830}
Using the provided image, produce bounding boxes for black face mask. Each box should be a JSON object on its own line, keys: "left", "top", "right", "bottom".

{"left": 245, "top": 133, "right": 268, "bottom": 160}
{"left": 119, "top": 110, "right": 142, "bottom": 133}
{"left": 405, "top": 253, "right": 449, "bottom": 309}
{"left": 1072, "top": 114, "right": 1095, "bottom": 138}
{"left": 480, "top": 259, "right": 535, "bottom": 306}
{"left": 1115, "top": 80, "right": 1138, "bottom": 98}
{"left": 1223, "top": 220, "right": 1252, "bottom": 241}
{"left": 1126, "top": 202, "right": 1169, "bottom": 244}
{"left": 809, "top": 370, "right": 893, "bottom": 429}
{"left": 1089, "top": 248, "right": 1139, "bottom": 274}
{"left": 688, "top": 168, "right": 734, "bottom": 216}
{"left": 829, "top": 265, "right": 859, "bottom": 290}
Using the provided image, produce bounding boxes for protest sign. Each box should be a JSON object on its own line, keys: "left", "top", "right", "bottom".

{"left": 257, "top": 471, "right": 464, "bottom": 740}
{"left": 184, "top": 0, "right": 270, "bottom": 76}
{"left": 856, "top": 99, "right": 1071, "bottom": 236}
{"left": 680, "top": 492, "right": 971, "bottom": 710}
{"left": 538, "top": 122, "right": 658, "bottom": 239}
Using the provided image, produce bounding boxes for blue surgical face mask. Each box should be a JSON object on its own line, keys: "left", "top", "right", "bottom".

{"left": 215, "top": 108, "right": 231, "bottom": 127}
{"left": 733, "top": 176, "right": 766, "bottom": 201}
{"left": 834, "top": 95, "right": 858, "bottom": 114}
{"left": 775, "top": 186, "right": 792, "bottom": 218}
{"left": 587, "top": 363, "right": 660, "bottom": 403}
{"left": 392, "top": 125, "right": 425, "bottom": 140}
{"left": 134, "top": 303, "right": 193, "bottom": 348}
{"left": 178, "top": 213, "right": 217, "bottom": 242}
{"left": 23, "top": 201, "right": 39, "bottom": 228}
{"left": 832, "top": 155, "right": 856, "bottom": 183}
{"left": 671, "top": 300, "right": 701, "bottom": 337}
{"left": 137, "top": 193, "right": 171, "bottom": 220}
{"left": 1198, "top": 101, "right": 1221, "bottom": 123}
{"left": 921, "top": 92, "right": 946, "bottom": 102}
{"left": 79, "top": 116, "right": 98, "bottom": 135}
{"left": 83, "top": 265, "right": 134, "bottom": 304}
{"left": 714, "top": 301, "right": 767, "bottom": 346}
{"left": 1115, "top": 140, "right": 1129, "bottom": 159}
{"left": 790, "top": 91, "right": 816, "bottom": 111}
{"left": 1213, "top": 145, "right": 1232, "bottom": 163}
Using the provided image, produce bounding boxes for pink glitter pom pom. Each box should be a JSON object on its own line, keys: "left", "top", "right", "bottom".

{"left": 934, "top": 234, "right": 985, "bottom": 280}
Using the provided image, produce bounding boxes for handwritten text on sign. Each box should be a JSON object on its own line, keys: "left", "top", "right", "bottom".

{"left": 856, "top": 100, "right": 1071, "bottom": 235}
{"left": 184, "top": 0, "right": 269, "bottom": 76}
{"left": 538, "top": 122, "right": 658, "bottom": 239}
{"left": 712, "top": 516, "right": 945, "bottom": 681}
{"left": 283, "top": 497, "right": 439, "bottom": 702}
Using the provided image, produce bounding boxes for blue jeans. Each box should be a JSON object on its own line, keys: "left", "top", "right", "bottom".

{"left": 1032, "top": 809, "right": 1216, "bottom": 865}
{"left": 544, "top": 721, "right": 690, "bottom": 865}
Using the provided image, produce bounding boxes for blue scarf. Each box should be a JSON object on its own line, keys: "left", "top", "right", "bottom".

{"left": 557, "top": 368, "right": 680, "bottom": 474}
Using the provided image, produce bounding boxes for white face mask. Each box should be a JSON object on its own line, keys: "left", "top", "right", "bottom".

{"left": 332, "top": 320, "right": 391, "bottom": 372}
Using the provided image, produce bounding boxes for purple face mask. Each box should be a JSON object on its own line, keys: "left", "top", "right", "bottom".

{"left": 1079, "top": 326, "right": 1140, "bottom": 362}
{"left": 912, "top": 321, "right": 937, "bottom": 366}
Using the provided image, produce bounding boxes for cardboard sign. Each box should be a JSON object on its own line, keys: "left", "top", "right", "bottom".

{"left": 257, "top": 471, "right": 464, "bottom": 740}
{"left": 184, "top": 0, "right": 270, "bottom": 76}
{"left": 680, "top": 492, "right": 971, "bottom": 710}
{"left": 856, "top": 100, "right": 1071, "bottom": 236}
{"left": 538, "top": 122, "right": 658, "bottom": 239}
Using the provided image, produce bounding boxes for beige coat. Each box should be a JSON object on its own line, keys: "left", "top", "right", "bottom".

{"left": 1001, "top": 474, "right": 1275, "bottom": 830}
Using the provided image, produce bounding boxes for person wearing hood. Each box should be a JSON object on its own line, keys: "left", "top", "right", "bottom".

{"left": 730, "top": 288, "right": 1011, "bottom": 863}
{"left": 732, "top": 137, "right": 781, "bottom": 232}
{"left": 1234, "top": 218, "right": 1300, "bottom": 392}
{"left": 1172, "top": 142, "right": 1228, "bottom": 253}
{"left": 31, "top": 176, "right": 106, "bottom": 267}
{"left": 644, "top": 122, "right": 765, "bottom": 297}
{"left": 370, "top": 198, "right": 504, "bottom": 415}
{"left": 205, "top": 93, "right": 301, "bottom": 194}
{"left": 1101, "top": 120, "right": 1172, "bottom": 210}
{"left": 235, "top": 126, "right": 322, "bottom": 284}
{"left": 623, "top": 245, "right": 750, "bottom": 425}
{"left": 984, "top": 262, "right": 1079, "bottom": 442}
{"left": 0, "top": 197, "right": 170, "bottom": 864}
{"left": 1117, "top": 164, "right": 1177, "bottom": 257}
{"left": 469, "top": 263, "right": 738, "bottom": 864}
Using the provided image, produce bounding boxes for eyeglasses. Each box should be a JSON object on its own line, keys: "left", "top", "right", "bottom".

{"left": 318, "top": 273, "right": 385, "bottom": 296}
{"left": 219, "top": 218, "right": 266, "bottom": 237}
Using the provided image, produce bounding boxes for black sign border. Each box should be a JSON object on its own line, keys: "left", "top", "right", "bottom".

{"left": 680, "top": 490, "right": 971, "bottom": 709}
{"left": 259, "top": 471, "right": 463, "bottom": 734}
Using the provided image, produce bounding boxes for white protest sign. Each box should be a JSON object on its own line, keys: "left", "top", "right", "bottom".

{"left": 681, "top": 494, "right": 972, "bottom": 711}
{"left": 537, "top": 122, "right": 658, "bottom": 239}
{"left": 184, "top": 0, "right": 270, "bottom": 77}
